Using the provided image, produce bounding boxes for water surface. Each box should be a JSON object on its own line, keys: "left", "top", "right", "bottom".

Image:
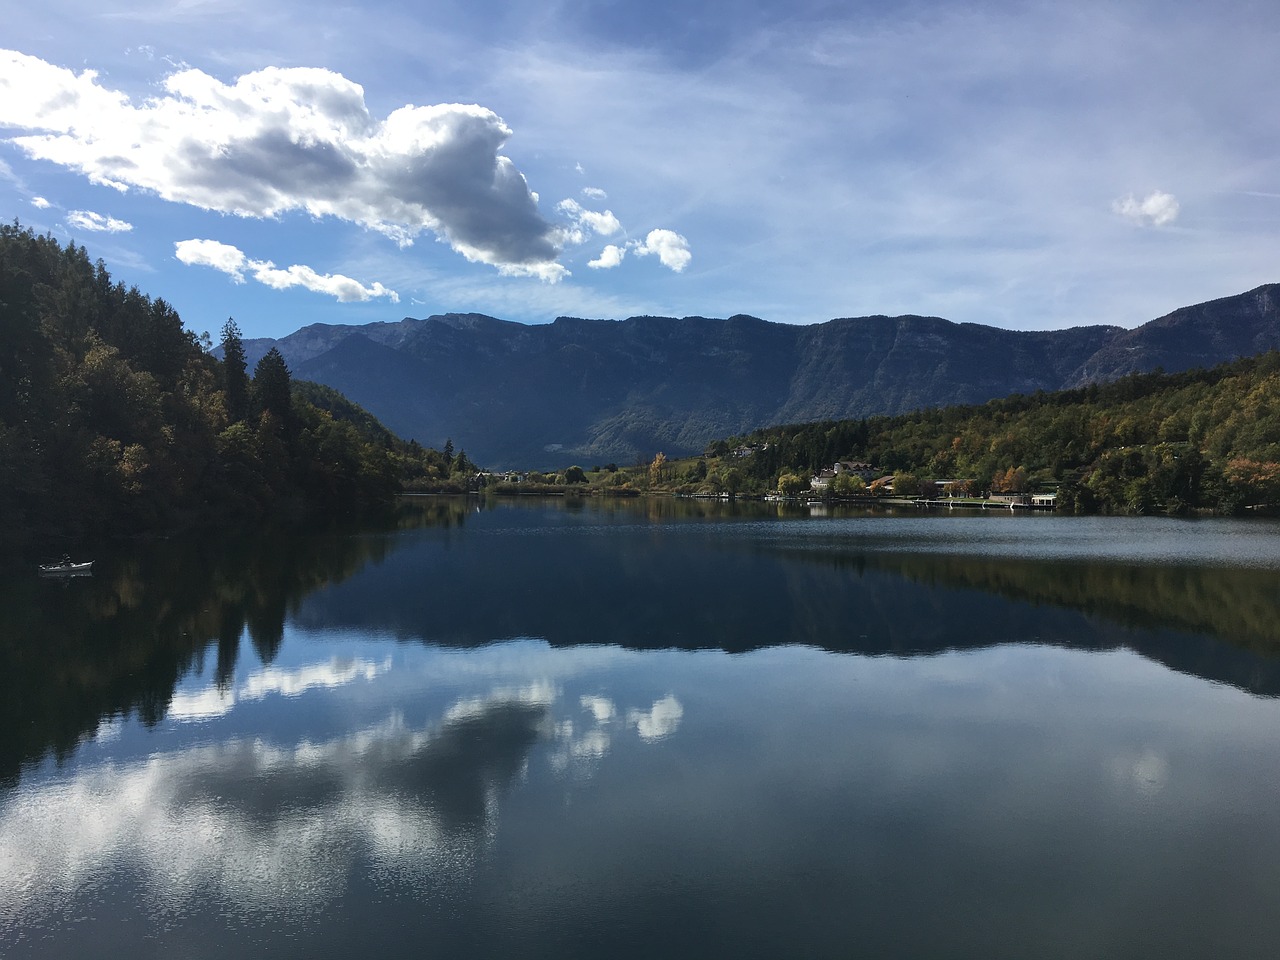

{"left": 3, "top": 498, "right": 1280, "bottom": 958}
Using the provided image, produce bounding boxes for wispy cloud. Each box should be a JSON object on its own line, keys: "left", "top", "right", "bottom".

{"left": 175, "top": 238, "right": 399, "bottom": 302}
{"left": 66, "top": 209, "right": 132, "bottom": 232}
{"left": 1113, "top": 190, "right": 1179, "bottom": 228}
{"left": 2, "top": 0, "right": 1276, "bottom": 334}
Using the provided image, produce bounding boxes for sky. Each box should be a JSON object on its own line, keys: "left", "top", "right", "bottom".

{"left": 2, "top": 0, "right": 1278, "bottom": 342}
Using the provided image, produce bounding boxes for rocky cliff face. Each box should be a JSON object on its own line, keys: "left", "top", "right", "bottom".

{"left": 1065, "top": 285, "right": 1280, "bottom": 385}
{"left": 241, "top": 284, "right": 1280, "bottom": 468}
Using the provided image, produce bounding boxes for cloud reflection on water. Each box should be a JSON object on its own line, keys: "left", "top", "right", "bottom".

{"left": 0, "top": 659, "right": 683, "bottom": 928}
{"left": 629, "top": 694, "right": 683, "bottom": 741}
{"left": 167, "top": 656, "right": 389, "bottom": 722}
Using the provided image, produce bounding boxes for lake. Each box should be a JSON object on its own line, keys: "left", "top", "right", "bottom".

{"left": 3, "top": 496, "right": 1280, "bottom": 959}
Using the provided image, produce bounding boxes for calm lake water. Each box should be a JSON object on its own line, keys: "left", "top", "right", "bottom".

{"left": 4, "top": 496, "right": 1280, "bottom": 959}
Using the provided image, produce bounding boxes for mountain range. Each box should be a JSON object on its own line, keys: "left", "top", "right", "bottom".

{"left": 242, "top": 283, "right": 1280, "bottom": 468}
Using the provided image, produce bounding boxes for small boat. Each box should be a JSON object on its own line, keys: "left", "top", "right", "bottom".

{"left": 39, "top": 557, "right": 95, "bottom": 576}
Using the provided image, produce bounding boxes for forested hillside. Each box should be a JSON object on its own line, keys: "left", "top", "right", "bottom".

{"left": 730, "top": 353, "right": 1280, "bottom": 513}
{"left": 0, "top": 223, "right": 447, "bottom": 551}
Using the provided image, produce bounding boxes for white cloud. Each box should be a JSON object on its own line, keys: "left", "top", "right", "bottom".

{"left": 30, "top": 195, "right": 50, "bottom": 208}
{"left": 0, "top": 50, "right": 570, "bottom": 279}
{"left": 628, "top": 228, "right": 692, "bottom": 272}
{"left": 252, "top": 262, "right": 400, "bottom": 303}
{"left": 582, "top": 187, "right": 607, "bottom": 200}
{"left": 588, "top": 244, "right": 625, "bottom": 269}
{"left": 176, "top": 238, "right": 399, "bottom": 302}
{"left": 556, "top": 198, "right": 622, "bottom": 244}
{"left": 174, "top": 238, "right": 249, "bottom": 280}
{"left": 1112, "top": 190, "right": 1180, "bottom": 228}
{"left": 66, "top": 209, "right": 133, "bottom": 232}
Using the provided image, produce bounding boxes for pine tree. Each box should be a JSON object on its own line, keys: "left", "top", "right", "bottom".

{"left": 219, "top": 318, "right": 250, "bottom": 423}
{"left": 252, "top": 346, "right": 292, "bottom": 421}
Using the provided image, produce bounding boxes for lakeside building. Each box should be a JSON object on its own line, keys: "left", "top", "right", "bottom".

{"left": 810, "top": 460, "right": 878, "bottom": 491}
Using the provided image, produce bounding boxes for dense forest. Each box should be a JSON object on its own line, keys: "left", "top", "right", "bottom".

{"left": 0, "top": 222, "right": 460, "bottom": 552}
{"left": 717, "top": 352, "right": 1280, "bottom": 513}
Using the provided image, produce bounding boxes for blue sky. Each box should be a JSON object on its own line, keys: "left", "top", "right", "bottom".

{"left": 3, "top": 0, "right": 1278, "bottom": 341}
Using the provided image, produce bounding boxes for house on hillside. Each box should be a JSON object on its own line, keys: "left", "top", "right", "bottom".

{"left": 810, "top": 468, "right": 837, "bottom": 491}
{"left": 833, "top": 461, "right": 878, "bottom": 481}
{"left": 811, "top": 460, "right": 879, "bottom": 491}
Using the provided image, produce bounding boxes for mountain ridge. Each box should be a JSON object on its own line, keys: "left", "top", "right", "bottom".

{"left": 239, "top": 284, "right": 1280, "bottom": 468}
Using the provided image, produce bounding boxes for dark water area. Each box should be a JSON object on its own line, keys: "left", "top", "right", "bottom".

{"left": 3, "top": 497, "right": 1280, "bottom": 958}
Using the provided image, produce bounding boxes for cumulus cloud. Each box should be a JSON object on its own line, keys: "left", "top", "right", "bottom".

{"left": 175, "top": 238, "right": 399, "bottom": 302}
{"left": 174, "top": 238, "right": 250, "bottom": 279}
{"left": 553, "top": 199, "right": 691, "bottom": 276}
{"left": 66, "top": 209, "right": 132, "bottom": 232}
{"left": 588, "top": 244, "right": 625, "bottom": 269}
{"left": 1113, "top": 190, "right": 1179, "bottom": 227}
{"left": 0, "top": 50, "right": 568, "bottom": 280}
{"left": 556, "top": 198, "right": 622, "bottom": 244}
{"left": 30, "top": 195, "right": 50, "bottom": 208}
{"left": 582, "top": 186, "right": 607, "bottom": 200}
{"left": 628, "top": 228, "right": 692, "bottom": 272}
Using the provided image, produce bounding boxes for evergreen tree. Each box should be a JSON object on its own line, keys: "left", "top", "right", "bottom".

{"left": 252, "top": 346, "right": 293, "bottom": 421}
{"left": 219, "top": 318, "right": 250, "bottom": 423}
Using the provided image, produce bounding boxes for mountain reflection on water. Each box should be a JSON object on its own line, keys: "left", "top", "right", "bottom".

{"left": 298, "top": 498, "right": 1280, "bottom": 690}
{"left": 4, "top": 498, "right": 1280, "bottom": 959}
{"left": 4, "top": 497, "right": 1280, "bottom": 785}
